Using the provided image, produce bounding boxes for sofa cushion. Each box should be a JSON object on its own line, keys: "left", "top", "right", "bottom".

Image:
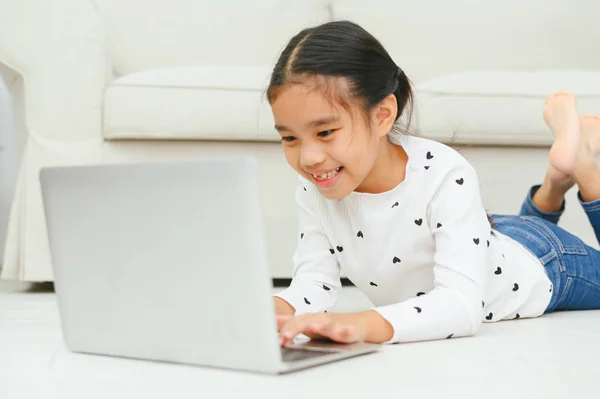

{"left": 105, "top": 68, "right": 600, "bottom": 146}
{"left": 415, "top": 71, "right": 600, "bottom": 146}
{"left": 103, "top": 66, "right": 281, "bottom": 141}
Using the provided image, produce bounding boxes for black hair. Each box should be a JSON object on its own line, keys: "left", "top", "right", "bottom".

{"left": 267, "top": 20, "right": 413, "bottom": 132}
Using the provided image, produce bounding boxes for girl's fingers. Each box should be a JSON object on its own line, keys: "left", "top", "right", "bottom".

{"left": 279, "top": 314, "right": 359, "bottom": 346}
{"left": 336, "top": 326, "right": 348, "bottom": 339}
{"left": 316, "top": 322, "right": 335, "bottom": 337}
{"left": 279, "top": 335, "right": 288, "bottom": 347}
{"left": 281, "top": 326, "right": 297, "bottom": 341}
{"left": 307, "top": 322, "right": 323, "bottom": 337}
{"left": 279, "top": 319, "right": 304, "bottom": 345}
{"left": 337, "top": 326, "right": 356, "bottom": 343}
{"left": 279, "top": 332, "right": 293, "bottom": 347}
{"left": 276, "top": 314, "right": 292, "bottom": 330}
{"left": 313, "top": 322, "right": 350, "bottom": 342}
{"left": 282, "top": 320, "right": 326, "bottom": 344}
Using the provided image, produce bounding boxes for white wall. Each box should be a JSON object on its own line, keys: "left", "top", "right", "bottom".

{"left": 0, "top": 75, "right": 19, "bottom": 262}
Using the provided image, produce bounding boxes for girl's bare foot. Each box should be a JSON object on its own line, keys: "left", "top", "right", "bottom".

{"left": 533, "top": 106, "right": 600, "bottom": 212}
{"left": 575, "top": 114, "right": 600, "bottom": 202}
{"left": 543, "top": 91, "right": 600, "bottom": 202}
{"left": 580, "top": 114, "right": 600, "bottom": 156}
{"left": 543, "top": 114, "right": 600, "bottom": 188}
{"left": 542, "top": 91, "right": 595, "bottom": 176}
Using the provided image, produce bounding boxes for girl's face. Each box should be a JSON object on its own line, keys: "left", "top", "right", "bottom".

{"left": 271, "top": 80, "right": 398, "bottom": 200}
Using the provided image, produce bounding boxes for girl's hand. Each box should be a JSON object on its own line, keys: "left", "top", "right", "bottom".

{"left": 276, "top": 312, "right": 368, "bottom": 346}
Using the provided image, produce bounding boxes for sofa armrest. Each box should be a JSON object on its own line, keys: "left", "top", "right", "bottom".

{"left": 0, "top": 63, "right": 20, "bottom": 90}
{"left": 0, "top": 0, "right": 109, "bottom": 142}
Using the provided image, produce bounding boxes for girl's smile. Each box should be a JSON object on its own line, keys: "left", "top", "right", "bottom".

{"left": 309, "top": 166, "right": 343, "bottom": 188}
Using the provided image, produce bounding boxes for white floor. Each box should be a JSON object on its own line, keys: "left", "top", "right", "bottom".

{"left": 1, "top": 280, "right": 600, "bottom": 399}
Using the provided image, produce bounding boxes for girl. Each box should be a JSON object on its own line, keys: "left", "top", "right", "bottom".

{"left": 269, "top": 21, "right": 600, "bottom": 346}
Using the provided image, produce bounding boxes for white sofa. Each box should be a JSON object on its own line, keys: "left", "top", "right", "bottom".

{"left": 1, "top": 0, "right": 599, "bottom": 282}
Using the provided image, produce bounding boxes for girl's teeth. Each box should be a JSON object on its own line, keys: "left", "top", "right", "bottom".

{"left": 314, "top": 168, "right": 341, "bottom": 180}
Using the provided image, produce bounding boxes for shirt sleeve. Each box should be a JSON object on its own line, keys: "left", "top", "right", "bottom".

{"left": 274, "top": 181, "right": 342, "bottom": 314}
{"left": 374, "top": 162, "right": 491, "bottom": 343}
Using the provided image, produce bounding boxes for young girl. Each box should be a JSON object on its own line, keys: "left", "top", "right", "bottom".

{"left": 269, "top": 20, "right": 600, "bottom": 346}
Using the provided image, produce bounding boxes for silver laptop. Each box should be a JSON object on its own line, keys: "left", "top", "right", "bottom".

{"left": 39, "top": 157, "right": 380, "bottom": 374}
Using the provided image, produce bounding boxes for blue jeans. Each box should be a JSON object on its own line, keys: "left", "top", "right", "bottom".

{"left": 492, "top": 185, "right": 600, "bottom": 313}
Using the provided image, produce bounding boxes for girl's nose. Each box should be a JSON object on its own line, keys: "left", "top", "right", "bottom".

{"left": 299, "top": 144, "right": 326, "bottom": 168}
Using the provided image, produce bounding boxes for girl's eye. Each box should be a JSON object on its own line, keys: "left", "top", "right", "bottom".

{"left": 317, "top": 129, "right": 334, "bottom": 138}
{"left": 281, "top": 136, "right": 296, "bottom": 143}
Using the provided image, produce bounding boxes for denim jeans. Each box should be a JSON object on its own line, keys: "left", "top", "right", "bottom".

{"left": 492, "top": 185, "right": 600, "bottom": 313}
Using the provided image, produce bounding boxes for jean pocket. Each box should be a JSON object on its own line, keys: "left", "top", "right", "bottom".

{"left": 496, "top": 218, "right": 554, "bottom": 260}
{"left": 523, "top": 216, "right": 588, "bottom": 256}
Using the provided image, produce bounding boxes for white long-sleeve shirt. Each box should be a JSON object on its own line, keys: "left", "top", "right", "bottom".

{"left": 275, "top": 134, "right": 553, "bottom": 343}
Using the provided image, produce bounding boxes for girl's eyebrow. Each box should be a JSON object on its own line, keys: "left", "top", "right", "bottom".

{"left": 275, "top": 116, "right": 340, "bottom": 133}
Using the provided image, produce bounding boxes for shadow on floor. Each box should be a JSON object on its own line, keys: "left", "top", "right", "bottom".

{"left": 25, "top": 282, "right": 55, "bottom": 293}
{"left": 0, "top": 280, "right": 55, "bottom": 293}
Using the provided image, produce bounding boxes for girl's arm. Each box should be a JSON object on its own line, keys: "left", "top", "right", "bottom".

{"left": 373, "top": 162, "right": 491, "bottom": 343}
{"left": 274, "top": 297, "right": 295, "bottom": 315}
{"left": 274, "top": 179, "right": 342, "bottom": 315}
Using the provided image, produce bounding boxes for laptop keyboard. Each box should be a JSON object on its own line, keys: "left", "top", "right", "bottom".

{"left": 281, "top": 347, "right": 334, "bottom": 363}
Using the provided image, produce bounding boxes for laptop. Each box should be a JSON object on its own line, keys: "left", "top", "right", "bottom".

{"left": 39, "top": 157, "right": 380, "bottom": 374}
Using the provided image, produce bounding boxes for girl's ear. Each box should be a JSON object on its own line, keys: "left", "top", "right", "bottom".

{"left": 372, "top": 93, "right": 398, "bottom": 138}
